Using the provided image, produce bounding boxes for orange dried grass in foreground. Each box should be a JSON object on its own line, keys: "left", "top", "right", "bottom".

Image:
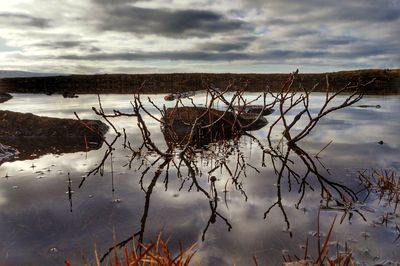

{"left": 64, "top": 234, "right": 197, "bottom": 266}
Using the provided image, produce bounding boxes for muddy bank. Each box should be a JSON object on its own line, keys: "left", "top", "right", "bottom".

{"left": 1, "top": 69, "right": 399, "bottom": 95}
{"left": 0, "top": 110, "right": 108, "bottom": 163}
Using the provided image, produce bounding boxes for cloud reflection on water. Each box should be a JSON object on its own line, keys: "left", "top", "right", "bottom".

{"left": 0, "top": 93, "right": 399, "bottom": 265}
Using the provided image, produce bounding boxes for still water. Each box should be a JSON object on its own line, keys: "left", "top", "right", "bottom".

{"left": 0, "top": 93, "right": 399, "bottom": 265}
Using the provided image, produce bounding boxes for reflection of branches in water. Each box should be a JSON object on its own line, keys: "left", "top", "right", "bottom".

{"left": 263, "top": 147, "right": 293, "bottom": 236}
{"left": 245, "top": 130, "right": 359, "bottom": 231}
{"left": 76, "top": 72, "right": 372, "bottom": 260}
{"left": 181, "top": 156, "right": 232, "bottom": 240}
{"left": 293, "top": 145, "right": 357, "bottom": 201}
{"left": 78, "top": 133, "right": 119, "bottom": 188}
{"left": 100, "top": 155, "right": 172, "bottom": 262}
{"left": 261, "top": 142, "right": 362, "bottom": 234}
{"left": 67, "top": 172, "right": 73, "bottom": 213}
{"left": 202, "top": 176, "right": 232, "bottom": 241}
{"left": 258, "top": 72, "right": 375, "bottom": 233}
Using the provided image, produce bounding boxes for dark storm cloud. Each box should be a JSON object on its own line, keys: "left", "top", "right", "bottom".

{"left": 196, "top": 42, "right": 250, "bottom": 52}
{"left": 316, "top": 37, "right": 356, "bottom": 46}
{"left": 334, "top": 43, "right": 399, "bottom": 58}
{"left": 56, "top": 43, "right": 400, "bottom": 68}
{"left": 94, "top": 4, "right": 253, "bottom": 38}
{"left": 92, "top": 0, "right": 142, "bottom": 5}
{"left": 284, "top": 28, "right": 319, "bottom": 37}
{"left": 37, "top": 41, "right": 83, "bottom": 49}
{"left": 35, "top": 40, "right": 101, "bottom": 52}
{"left": 196, "top": 37, "right": 255, "bottom": 52}
{"left": 259, "top": 0, "right": 400, "bottom": 24}
{"left": 60, "top": 51, "right": 250, "bottom": 61}
{"left": 323, "top": 3, "right": 400, "bottom": 23}
{"left": 58, "top": 49, "right": 327, "bottom": 61}
{"left": 304, "top": 36, "right": 360, "bottom": 49}
{"left": 0, "top": 12, "right": 51, "bottom": 28}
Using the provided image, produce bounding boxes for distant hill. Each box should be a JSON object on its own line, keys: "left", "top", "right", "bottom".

{"left": 0, "top": 70, "right": 63, "bottom": 78}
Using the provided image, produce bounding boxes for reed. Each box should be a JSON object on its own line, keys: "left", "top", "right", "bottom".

{"left": 274, "top": 211, "right": 355, "bottom": 266}
{"left": 65, "top": 233, "right": 197, "bottom": 266}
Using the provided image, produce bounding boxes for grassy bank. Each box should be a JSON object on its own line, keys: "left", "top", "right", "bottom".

{"left": 1, "top": 69, "right": 399, "bottom": 95}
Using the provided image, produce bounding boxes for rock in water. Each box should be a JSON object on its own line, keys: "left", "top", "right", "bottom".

{"left": 0, "top": 110, "right": 108, "bottom": 139}
{"left": 0, "top": 92, "right": 12, "bottom": 103}
{"left": 0, "top": 110, "right": 109, "bottom": 162}
{"left": 162, "top": 106, "right": 267, "bottom": 147}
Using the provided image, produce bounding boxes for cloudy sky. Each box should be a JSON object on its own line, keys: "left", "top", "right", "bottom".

{"left": 0, "top": 0, "right": 399, "bottom": 74}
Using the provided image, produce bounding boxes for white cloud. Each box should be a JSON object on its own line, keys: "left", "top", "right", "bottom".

{"left": 0, "top": 0, "right": 398, "bottom": 73}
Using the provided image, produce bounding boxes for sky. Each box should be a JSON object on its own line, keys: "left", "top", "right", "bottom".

{"left": 0, "top": 0, "right": 399, "bottom": 74}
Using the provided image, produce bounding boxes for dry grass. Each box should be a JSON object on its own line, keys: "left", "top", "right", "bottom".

{"left": 275, "top": 211, "right": 355, "bottom": 266}
{"left": 64, "top": 233, "right": 197, "bottom": 266}
{"left": 358, "top": 169, "right": 399, "bottom": 212}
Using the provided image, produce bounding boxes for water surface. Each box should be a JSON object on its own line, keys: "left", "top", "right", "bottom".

{"left": 0, "top": 93, "right": 399, "bottom": 265}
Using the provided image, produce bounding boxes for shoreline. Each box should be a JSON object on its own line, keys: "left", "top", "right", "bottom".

{"left": 0, "top": 69, "right": 399, "bottom": 95}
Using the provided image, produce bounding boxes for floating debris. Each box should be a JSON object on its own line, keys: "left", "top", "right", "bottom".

{"left": 346, "top": 237, "right": 359, "bottom": 243}
{"left": 359, "top": 205, "right": 376, "bottom": 213}
{"left": 112, "top": 198, "right": 122, "bottom": 203}
{"left": 299, "top": 207, "right": 307, "bottom": 212}
{"left": 358, "top": 247, "right": 371, "bottom": 256}
{"left": 308, "top": 231, "right": 326, "bottom": 238}
{"left": 233, "top": 105, "right": 275, "bottom": 116}
{"left": 360, "top": 231, "right": 371, "bottom": 239}
{"left": 48, "top": 247, "right": 59, "bottom": 254}
{"left": 357, "top": 104, "right": 381, "bottom": 109}
{"left": 12, "top": 185, "right": 19, "bottom": 189}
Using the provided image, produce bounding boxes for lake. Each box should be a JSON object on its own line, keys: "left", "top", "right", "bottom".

{"left": 0, "top": 92, "right": 399, "bottom": 265}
